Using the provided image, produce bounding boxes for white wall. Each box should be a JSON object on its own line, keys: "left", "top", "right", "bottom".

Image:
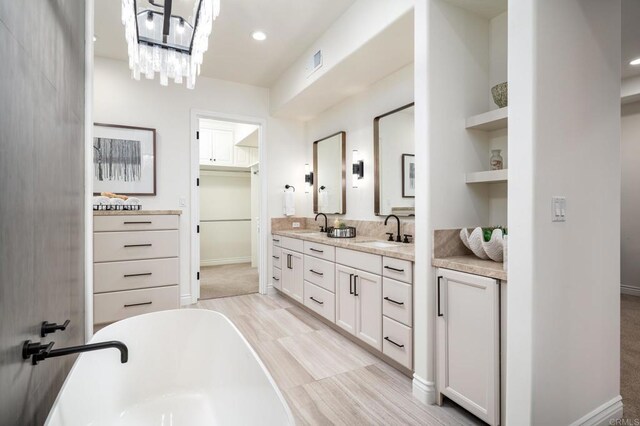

{"left": 303, "top": 64, "right": 414, "bottom": 221}
{"left": 199, "top": 170, "right": 251, "bottom": 266}
{"left": 621, "top": 102, "right": 640, "bottom": 295}
{"left": 94, "top": 57, "right": 306, "bottom": 302}
{"left": 508, "top": 0, "right": 621, "bottom": 424}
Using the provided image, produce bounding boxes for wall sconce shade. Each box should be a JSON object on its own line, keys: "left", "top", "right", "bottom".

{"left": 352, "top": 150, "right": 364, "bottom": 188}
{"left": 304, "top": 163, "right": 314, "bottom": 193}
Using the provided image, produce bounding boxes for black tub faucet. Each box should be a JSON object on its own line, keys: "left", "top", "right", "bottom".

{"left": 25, "top": 340, "right": 129, "bottom": 365}
{"left": 315, "top": 213, "right": 328, "bottom": 233}
{"left": 384, "top": 214, "right": 402, "bottom": 243}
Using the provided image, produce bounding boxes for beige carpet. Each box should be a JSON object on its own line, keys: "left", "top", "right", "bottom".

{"left": 622, "top": 294, "right": 640, "bottom": 421}
{"left": 200, "top": 263, "right": 259, "bottom": 300}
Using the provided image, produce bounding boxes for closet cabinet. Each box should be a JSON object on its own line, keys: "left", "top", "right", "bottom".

{"left": 199, "top": 128, "right": 234, "bottom": 166}
{"left": 281, "top": 249, "right": 303, "bottom": 303}
{"left": 335, "top": 266, "right": 382, "bottom": 350}
{"left": 436, "top": 268, "right": 500, "bottom": 426}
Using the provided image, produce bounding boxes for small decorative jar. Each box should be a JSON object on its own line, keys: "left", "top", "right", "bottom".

{"left": 490, "top": 149, "right": 503, "bottom": 170}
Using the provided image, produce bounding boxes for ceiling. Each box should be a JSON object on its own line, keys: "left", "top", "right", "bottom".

{"left": 623, "top": 0, "right": 640, "bottom": 79}
{"left": 94, "top": 0, "right": 357, "bottom": 87}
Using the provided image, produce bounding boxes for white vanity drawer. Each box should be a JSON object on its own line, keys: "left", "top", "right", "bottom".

{"left": 94, "top": 258, "right": 179, "bottom": 293}
{"left": 281, "top": 236, "right": 304, "bottom": 253}
{"left": 303, "top": 281, "right": 335, "bottom": 322}
{"left": 94, "top": 285, "right": 179, "bottom": 325}
{"left": 382, "top": 316, "right": 413, "bottom": 369}
{"left": 272, "top": 266, "right": 282, "bottom": 290}
{"left": 383, "top": 278, "right": 413, "bottom": 327}
{"left": 303, "top": 255, "right": 335, "bottom": 292}
{"left": 94, "top": 215, "right": 179, "bottom": 232}
{"left": 382, "top": 257, "right": 413, "bottom": 284}
{"left": 94, "top": 230, "right": 179, "bottom": 262}
{"left": 272, "top": 246, "right": 282, "bottom": 269}
{"left": 303, "top": 241, "right": 336, "bottom": 262}
{"left": 336, "top": 248, "right": 381, "bottom": 275}
{"left": 272, "top": 235, "right": 282, "bottom": 247}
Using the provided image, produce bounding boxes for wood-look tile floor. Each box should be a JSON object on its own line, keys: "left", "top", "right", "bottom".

{"left": 194, "top": 292, "right": 484, "bottom": 425}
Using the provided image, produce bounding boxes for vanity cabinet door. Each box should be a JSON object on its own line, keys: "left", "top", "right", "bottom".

{"left": 281, "top": 250, "right": 303, "bottom": 303}
{"left": 354, "top": 271, "right": 382, "bottom": 350}
{"left": 335, "top": 265, "right": 357, "bottom": 335}
{"left": 436, "top": 268, "right": 499, "bottom": 426}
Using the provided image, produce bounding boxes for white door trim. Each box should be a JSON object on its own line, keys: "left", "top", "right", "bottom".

{"left": 84, "top": 0, "right": 95, "bottom": 342}
{"left": 189, "top": 109, "right": 268, "bottom": 304}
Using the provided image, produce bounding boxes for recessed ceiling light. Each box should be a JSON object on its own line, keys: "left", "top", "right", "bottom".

{"left": 631, "top": 57, "right": 640, "bottom": 66}
{"left": 252, "top": 31, "right": 266, "bottom": 41}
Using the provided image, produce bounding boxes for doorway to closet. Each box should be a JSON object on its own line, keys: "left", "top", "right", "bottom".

{"left": 196, "top": 117, "right": 261, "bottom": 300}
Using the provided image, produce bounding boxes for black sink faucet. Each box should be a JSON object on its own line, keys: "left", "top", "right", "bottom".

{"left": 26, "top": 340, "right": 129, "bottom": 365}
{"left": 384, "top": 214, "right": 402, "bottom": 243}
{"left": 315, "top": 213, "right": 328, "bottom": 233}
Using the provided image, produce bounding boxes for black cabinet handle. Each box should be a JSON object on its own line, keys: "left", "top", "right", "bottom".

{"left": 273, "top": 239, "right": 280, "bottom": 243}
{"left": 273, "top": 255, "right": 280, "bottom": 260}
{"left": 437, "top": 276, "right": 443, "bottom": 317}
{"left": 309, "top": 269, "right": 324, "bottom": 276}
{"left": 309, "top": 248, "right": 324, "bottom": 253}
{"left": 273, "top": 276, "right": 280, "bottom": 281}
{"left": 354, "top": 275, "right": 359, "bottom": 296}
{"left": 309, "top": 296, "right": 324, "bottom": 305}
{"left": 123, "top": 221, "right": 152, "bottom": 224}
{"left": 349, "top": 274, "right": 354, "bottom": 295}
{"left": 384, "top": 336, "right": 405, "bottom": 348}
{"left": 124, "top": 272, "right": 152, "bottom": 278}
{"left": 384, "top": 266, "right": 405, "bottom": 273}
{"left": 124, "top": 243, "right": 152, "bottom": 248}
{"left": 124, "top": 301, "right": 152, "bottom": 308}
{"left": 384, "top": 296, "right": 404, "bottom": 306}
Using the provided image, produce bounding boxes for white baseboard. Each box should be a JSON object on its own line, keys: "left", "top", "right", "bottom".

{"left": 181, "top": 294, "right": 195, "bottom": 306}
{"left": 569, "top": 396, "right": 623, "bottom": 426}
{"left": 621, "top": 285, "right": 640, "bottom": 297}
{"left": 200, "top": 256, "right": 251, "bottom": 267}
{"left": 412, "top": 374, "right": 436, "bottom": 405}
{"left": 267, "top": 285, "right": 278, "bottom": 296}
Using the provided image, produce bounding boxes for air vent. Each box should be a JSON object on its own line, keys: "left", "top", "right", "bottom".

{"left": 309, "top": 49, "right": 323, "bottom": 76}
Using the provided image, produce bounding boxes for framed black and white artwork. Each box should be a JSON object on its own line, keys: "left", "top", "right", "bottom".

{"left": 402, "top": 153, "right": 415, "bottom": 198}
{"left": 93, "top": 123, "right": 156, "bottom": 195}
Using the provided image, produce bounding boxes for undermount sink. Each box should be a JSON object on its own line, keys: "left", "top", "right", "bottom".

{"left": 355, "top": 241, "right": 402, "bottom": 249}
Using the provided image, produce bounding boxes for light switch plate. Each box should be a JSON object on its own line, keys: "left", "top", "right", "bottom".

{"left": 292, "top": 222, "right": 301, "bottom": 228}
{"left": 552, "top": 196, "right": 566, "bottom": 222}
{"left": 179, "top": 197, "right": 187, "bottom": 207}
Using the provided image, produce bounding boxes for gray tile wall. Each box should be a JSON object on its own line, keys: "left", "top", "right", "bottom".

{"left": 0, "top": 1, "right": 85, "bottom": 424}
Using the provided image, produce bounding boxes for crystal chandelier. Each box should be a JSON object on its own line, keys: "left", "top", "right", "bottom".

{"left": 121, "top": 0, "right": 220, "bottom": 89}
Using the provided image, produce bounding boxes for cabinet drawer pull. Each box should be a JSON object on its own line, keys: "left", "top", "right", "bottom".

{"left": 309, "top": 269, "right": 324, "bottom": 276}
{"left": 273, "top": 239, "right": 280, "bottom": 243}
{"left": 384, "top": 265, "right": 405, "bottom": 273}
{"left": 309, "top": 296, "right": 324, "bottom": 305}
{"left": 309, "top": 248, "right": 324, "bottom": 253}
{"left": 124, "top": 301, "right": 152, "bottom": 308}
{"left": 123, "top": 272, "right": 153, "bottom": 278}
{"left": 384, "top": 336, "right": 405, "bottom": 348}
{"left": 437, "top": 276, "right": 443, "bottom": 317}
{"left": 273, "top": 256, "right": 280, "bottom": 260}
{"left": 349, "top": 274, "right": 354, "bottom": 295}
{"left": 123, "top": 221, "right": 152, "bottom": 224}
{"left": 272, "top": 276, "right": 280, "bottom": 281}
{"left": 384, "top": 296, "right": 404, "bottom": 306}
{"left": 354, "top": 275, "right": 359, "bottom": 296}
{"left": 124, "top": 243, "right": 152, "bottom": 248}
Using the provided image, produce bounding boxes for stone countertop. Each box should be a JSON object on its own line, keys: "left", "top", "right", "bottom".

{"left": 93, "top": 210, "right": 182, "bottom": 216}
{"left": 272, "top": 229, "right": 415, "bottom": 262}
{"left": 432, "top": 256, "right": 507, "bottom": 281}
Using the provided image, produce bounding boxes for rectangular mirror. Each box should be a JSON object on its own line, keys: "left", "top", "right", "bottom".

{"left": 313, "top": 132, "right": 346, "bottom": 214}
{"left": 374, "top": 103, "right": 415, "bottom": 216}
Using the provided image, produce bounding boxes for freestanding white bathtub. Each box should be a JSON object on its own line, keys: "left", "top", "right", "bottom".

{"left": 46, "top": 309, "right": 294, "bottom": 425}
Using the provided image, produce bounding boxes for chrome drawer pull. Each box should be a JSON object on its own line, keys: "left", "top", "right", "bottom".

{"left": 309, "top": 296, "right": 324, "bottom": 305}
{"left": 309, "top": 248, "right": 324, "bottom": 253}
{"left": 384, "top": 266, "right": 405, "bottom": 273}
{"left": 124, "top": 272, "right": 153, "bottom": 278}
{"left": 123, "top": 221, "right": 152, "bottom": 224}
{"left": 124, "top": 301, "right": 152, "bottom": 308}
{"left": 309, "top": 269, "right": 324, "bottom": 276}
{"left": 124, "top": 244, "right": 152, "bottom": 248}
{"left": 384, "top": 336, "right": 404, "bottom": 348}
{"left": 384, "top": 296, "right": 404, "bottom": 306}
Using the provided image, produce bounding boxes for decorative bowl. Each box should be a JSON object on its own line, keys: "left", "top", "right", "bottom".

{"left": 459, "top": 227, "right": 505, "bottom": 262}
{"left": 491, "top": 82, "right": 508, "bottom": 108}
{"left": 327, "top": 226, "right": 356, "bottom": 238}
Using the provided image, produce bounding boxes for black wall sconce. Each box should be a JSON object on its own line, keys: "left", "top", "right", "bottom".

{"left": 352, "top": 150, "right": 364, "bottom": 187}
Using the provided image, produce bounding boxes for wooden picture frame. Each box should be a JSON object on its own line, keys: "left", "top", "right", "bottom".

{"left": 93, "top": 123, "right": 157, "bottom": 195}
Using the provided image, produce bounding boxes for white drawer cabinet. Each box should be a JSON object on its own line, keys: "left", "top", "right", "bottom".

{"left": 93, "top": 213, "right": 180, "bottom": 327}
{"left": 383, "top": 316, "right": 412, "bottom": 369}
{"left": 436, "top": 268, "right": 500, "bottom": 426}
{"left": 272, "top": 246, "right": 282, "bottom": 270}
{"left": 272, "top": 266, "right": 282, "bottom": 290}
{"left": 382, "top": 257, "right": 413, "bottom": 284}
{"left": 303, "top": 241, "right": 336, "bottom": 262}
{"left": 303, "top": 255, "right": 335, "bottom": 292}
{"left": 281, "top": 236, "right": 304, "bottom": 253}
{"left": 303, "top": 281, "right": 335, "bottom": 322}
{"left": 336, "top": 248, "right": 382, "bottom": 275}
{"left": 382, "top": 278, "right": 412, "bottom": 327}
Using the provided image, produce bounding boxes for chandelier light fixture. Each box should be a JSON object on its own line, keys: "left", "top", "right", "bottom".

{"left": 121, "top": 0, "right": 220, "bottom": 89}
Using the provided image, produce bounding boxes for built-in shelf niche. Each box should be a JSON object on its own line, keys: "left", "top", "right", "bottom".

{"left": 466, "top": 107, "right": 508, "bottom": 131}
{"left": 465, "top": 169, "right": 508, "bottom": 184}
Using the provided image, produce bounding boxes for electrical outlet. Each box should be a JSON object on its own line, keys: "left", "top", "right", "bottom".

{"left": 292, "top": 222, "right": 301, "bottom": 228}
{"left": 179, "top": 197, "right": 187, "bottom": 207}
{"left": 552, "top": 196, "right": 566, "bottom": 222}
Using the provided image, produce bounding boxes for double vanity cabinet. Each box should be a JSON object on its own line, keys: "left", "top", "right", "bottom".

{"left": 272, "top": 233, "right": 414, "bottom": 370}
